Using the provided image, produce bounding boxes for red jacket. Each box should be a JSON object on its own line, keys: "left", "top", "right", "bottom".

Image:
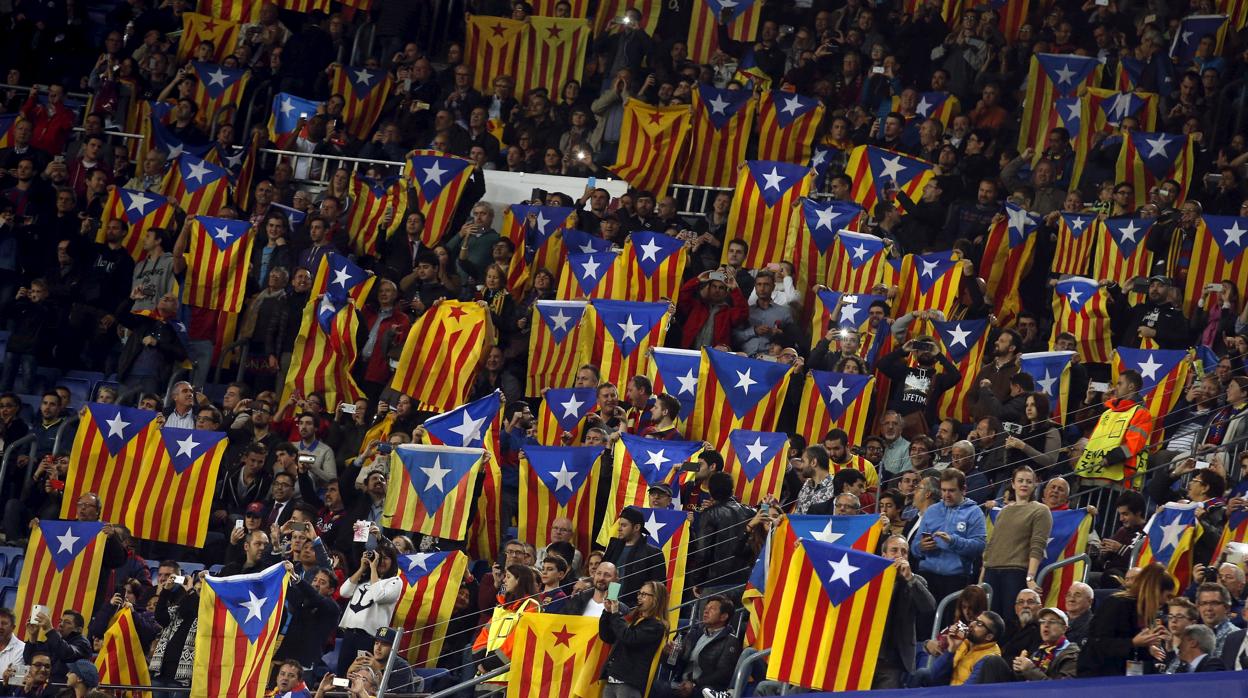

{"left": 21, "top": 94, "right": 75, "bottom": 155}
{"left": 361, "top": 305, "right": 411, "bottom": 384}
{"left": 675, "top": 276, "right": 748, "bottom": 348}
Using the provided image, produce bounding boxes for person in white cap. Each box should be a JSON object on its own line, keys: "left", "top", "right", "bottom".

{"left": 1010, "top": 607, "right": 1080, "bottom": 680}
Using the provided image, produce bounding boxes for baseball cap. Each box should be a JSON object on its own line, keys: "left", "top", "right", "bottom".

{"left": 245, "top": 502, "right": 265, "bottom": 516}
{"left": 620, "top": 506, "right": 645, "bottom": 526}
{"left": 1148, "top": 274, "right": 1174, "bottom": 286}
{"left": 65, "top": 660, "right": 99, "bottom": 688}
{"left": 1038, "top": 607, "right": 1068, "bottom": 626}
{"left": 647, "top": 482, "right": 673, "bottom": 497}
{"left": 374, "top": 627, "right": 399, "bottom": 645}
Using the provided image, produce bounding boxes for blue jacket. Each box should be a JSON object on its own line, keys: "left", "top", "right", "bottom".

{"left": 910, "top": 497, "right": 986, "bottom": 577}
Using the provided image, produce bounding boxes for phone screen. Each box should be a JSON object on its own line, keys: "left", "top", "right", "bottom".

{"left": 606, "top": 582, "right": 621, "bottom": 601}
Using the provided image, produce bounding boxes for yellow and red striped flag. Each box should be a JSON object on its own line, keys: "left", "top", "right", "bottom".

{"left": 508, "top": 615, "right": 607, "bottom": 698}
{"left": 1020, "top": 351, "right": 1075, "bottom": 426}
{"left": 407, "top": 150, "right": 476, "bottom": 247}
{"left": 1018, "top": 53, "right": 1101, "bottom": 157}
{"left": 183, "top": 216, "right": 254, "bottom": 313}
{"left": 722, "top": 160, "right": 811, "bottom": 270}
{"left": 689, "top": 347, "right": 793, "bottom": 451}
{"left": 279, "top": 295, "right": 366, "bottom": 408}
{"left": 620, "top": 231, "right": 687, "bottom": 304}
{"left": 189, "top": 62, "right": 248, "bottom": 130}
{"left": 465, "top": 15, "right": 526, "bottom": 92}
{"left": 312, "top": 252, "right": 376, "bottom": 309}
{"left": 384, "top": 444, "right": 485, "bottom": 540}
{"left": 787, "top": 199, "right": 865, "bottom": 304}
{"left": 391, "top": 301, "right": 494, "bottom": 412}
{"left": 1137, "top": 502, "right": 1200, "bottom": 590}
{"left": 844, "top": 145, "right": 935, "bottom": 214}
{"left": 756, "top": 91, "right": 824, "bottom": 165}
{"left": 1050, "top": 277, "right": 1114, "bottom": 364}
{"left": 95, "top": 607, "right": 151, "bottom": 691}
{"left": 722, "top": 429, "right": 788, "bottom": 506}
{"left": 894, "top": 252, "right": 963, "bottom": 319}
{"left": 392, "top": 551, "right": 470, "bottom": 667}
{"left": 518, "top": 17, "right": 590, "bottom": 95}
{"left": 1211, "top": 508, "right": 1248, "bottom": 564}
{"left": 794, "top": 371, "right": 875, "bottom": 446}
{"left": 824, "top": 230, "right": 892, "bottom": 298}
{"left": 535, "top": 387, "right": 598, "bottom": 445}
{"left": 610, "top": 100, "right": 692, "bottom": 197}
{"left": 502, "top": 204, "right": 577, "bottom": 298}
{"left": 933, "top": 318, "right": 992, "bottom": 423}
{"left": 15, "top": 520, "right": 107, "bottom": 641}
{"left": 197, "top": 0, "right": 257, "bottom": 21}
{"left": 1086, "top": 88, "right": 1159, "bottom": 134}
{"left": 1038, "top": 510, "right": 1092, "bottom": 608}
{"left": 1113, "top": 348, "right": 1191, "bottom": 441}
{"left": 160, "top": 154, "right": 231, "bottom": 217}
{"left": 1116, "top": 131, "right": 1195, "bottom": 210}
{"left": 328, "top": 63, "right": 394, "bottom": 140}
{"left": 519, "top": 445, "right": 601, "bottom": 555}
{"left": 808, "top": 289, "right": 887, "bottom": 356}
{"left": 1219, "top": 0, "right": 1248, "bottom": 28}
{"left": 276, "top": 0, "right": 331, "bottom": 12}
{"left": 1182, "top": 214, "right": 1248, "bottom": 316}
{"left": 639, "top": 506, "right": 690, "bottom": 629}
{"left": 686, "top": 0, "right": 761, "bottom": 63}
{"left": 527, "top": 300, "right": 588, "bottom": 394}
{"left": 579, "top": 300, "right": 669, "bottom": 389}
{"left": 96, "top": 188, "right": 176, "bottom": 260}
{"left": 680, "top": 84, "right": 756, "bottom": 188}
{"left": 1053, "top": 212, "right": 1098, "bottom": 277}
{"left": 177, "top": 13, "right": 240, "bottom": 64}
{"left": 192, "top": 563, "right": 290, "bottom": 698}
{"left": 910, "top": 90, "right": 961, "bottom": 126}
{"left": 556, "top": 249, "right": 627, "bottom": 300}
{"left": 232, "top": 131, "right": 262, "bottom": 213}
{"left": 532, "top": 0, "right": 588, "bottom": 15}
{"left": 980, "top": 202, "right": 1039, "bottom": 327}
{"left": 345, "top": 174, "right": 406, "bottom": 256}
{"left": 1048, "top": 95, "right": 1092, "bottom": 190}
{"left": 267, "top": 93, "right": 321, "bottom": 149}
{"left": 1093, "top": 216, "right": 1155, "bottom": 287}
{"left": 596, "top": 433, "right": 703, "bottom": 546}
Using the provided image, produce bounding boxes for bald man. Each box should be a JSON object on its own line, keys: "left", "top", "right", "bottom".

{"left": 560, "top": 561, "right": 628, "bottom": 617}
{"left": 1065, "top": 582, "right": 1094, "bottom": 644}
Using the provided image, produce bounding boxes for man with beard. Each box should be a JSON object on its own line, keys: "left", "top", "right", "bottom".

{"left": 878, "top": 336, "right": 962, "bottom": 438}
{"left": 968, "top": 329, "right": 1021, "bottom": 409}
{"left": 1110, "top": 275, "right": 1188, "bottom": 350}
{"left": 1000, "top": 588, "right": 1043, "bottom": 659}
{"left": 561, "top": 561, "right": 627, "bottom": 617}
{"left": 793, "top": 445, "right": 835, "bottom": 514}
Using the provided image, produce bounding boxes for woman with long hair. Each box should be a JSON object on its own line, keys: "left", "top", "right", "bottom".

{"left": 337, "top": 543, "right": 403, "bottom": 675}
{"left": 1196, "top": 279, "right": 1240, "bottom": 352}
{"left": 474, "top": 564, "right": 541, "bottom": 673}
{"left": 980, "top": 466, "right": 1051, "bottom": 622}
{"left": 599, "top": 580, "right": 669, "bottom": 697}
{"left": 925, "top": 584, "right": 990, "bottom": 656}
{"left": 1003, "top": 392, "right": 1061, "bottom": 473}
{"left": 1077, "top": 562, "right": 1176, "bottom": 676}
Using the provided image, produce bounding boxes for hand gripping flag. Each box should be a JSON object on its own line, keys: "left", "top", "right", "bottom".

{"left": 1117, "top": 131, "right": 1194, "bottom": 210}
{"left": 527, "top": 300, "right": 588, "bottom": 394}
{"left": 1053, "top": 212, "right": 1098, "bottom": 277}
{"left": 183, "top": 216, "right": 254, "bottom": 313}
{"left": 465, "top": 16, "right": 526, "bottom": 91}
{"left": 1137, "top": 502, "right": 1201, "bottom": 589}
{"left": 1182, "top": 214, "right": 1248, "bottom": 317}
{"left": 345, "top": 174, "right": 406, "bottom": 256}
{"left": 391, "top": 551, "right": 470, "bottom": 668}
{"left": 507, "top": 615, "right": 607, "bottom": 698}
{"left": 391, "top": 301, "right": 494, "bottom": 412}
{"left": 610, "top": 100, "right": 692, "bottom": 198}
{"left": 384, "top": 444, "right": 485, "bottom": 539}
{"left": 580, "top": 300, "right": 670, "bottom": 388}
{"left": 178, "top": 13, "right": 240, "bottom": 64}
{"left": 407, "top": 150, "right": 476, "bottom": 246}
{"left": 160, "top": 154, "right": 230, "bottom": 216}
{"left": 825, "top": 230, "right": 893, "bottom": 298}
{"left": 1019, "top": 54, "right": 1101, "bottom": 157}
{"left": 795, "top": 370, "right": 875, "bottom": 446}
{"left": 686, "top": 0, "right": 761, "bottom": 63}
{"left": 15, "top": 520, "right": 106, "bottom": 641}
{"left": 517, "top": 17, "right": 590, "bottom": 96}
{"left": 502, "top": 204, "right": 576, "bottom": 298}
{"left": 267, "top": 93, "right": 322, "bottom": 149}
{"left": 808, "top": 289, "right": 886, "bottom": 356}
{"left": 723, "top": 429, "right": 789, "bottom": 505}
{"left": 1050, "top": 277, "right": 1114, "bottom": 364}
{"left": 981, "top": 202, "right": 1039, "bottom": 327}
{"left": 934, "top": 318, "right": 992, "bottom": 423}
{"left": 95, "top": 606, "right": 151, "bottom": 692}
{"left": 96, "top": 188, "right": 176, "bottom": 260}
{"left": 556, "top": 249, "right": 626, "bottom": 300}
{"left": 680, "top": 84, "right": 756, "bottom": 187}
{"left": 756, "top": 91, "right": 825, "bottom": 165}
{"left": 1020, "top": 351, "right": 1075, "bottom": 426}
{"left": 328, "top": 64, "right": 394, "bottom": 140}
{"left": 649, "top": 347, "right": 701, "bottom": 423}
{"left": 639, "top": 506, "right": 691, "bottom": 629}
{"left": 189, "top": 62, "right": 249, "bottom": 129}
{"left": 787, "top": 199, "right": 865, "bottom": 303}
{"left": 535, "top": 387, "right": 597, "bottom": 447}
{"left": 894, "top": 251, "right": 963, "bottom": 319}
{"left": 1041, "top": 509, "right": 1092, "bottom": 609}
{"left": 764, "top": 539, "right": 896, "bottom": 691}
{"left": 1211, "top": 508, "right": 1248, "bottom": 565}
{"left": 1113, "top": 347, "right": 1191, "bottom": 442}
{"left": 597, "top": 433, "right": 703, "bottom": 545}
{"left": 620, "top": 231, "right": 687, "bottom": 304}
{"left": 844, "top": 145, "right": 935, "bottom": 214}
{"left": 722, "top": 160, "right": 811, "bottom": 270}
{"left": 420, "top": 392, "right": 503, "bottom": 561}
{"left": 279, "top": 294, "right": 366, "bottom": 409}
{"left": 312, "top": 252, "right": 376, "bottom": 308}
{"left": 690, "top": 347, "right": 793, "bottom": 450}
{"left": 1171, "top": 15, "right": 1230, "bottom": 61}
{"left": 519, "top": 445, "right": 601, "bottom": 555}
{"left": 192, "top": 563, "right": 290, "bottom": 698}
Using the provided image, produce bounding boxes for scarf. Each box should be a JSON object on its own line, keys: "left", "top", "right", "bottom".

{"left": 1030, "top": 637, "right": 1069, "bottom": 673}
{"left": 1206, "top": 402, "right": 1248, "bottom": 445}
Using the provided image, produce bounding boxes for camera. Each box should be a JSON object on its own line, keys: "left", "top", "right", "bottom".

{"left": 363, "top": 550, "right": 377, "bottom": 562}
{"left": 297, "top": 454, "right": 315, "bottom": 465}
{"left": 1003, "top": 422, "right": 1022, "bottom": 435}
{"left": 339, "top": 402, "right": 357, "bottom": 414}
{"left": 377, "top": 443, "right": 393, "bottom": 455}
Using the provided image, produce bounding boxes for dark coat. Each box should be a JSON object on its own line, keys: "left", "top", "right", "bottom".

{"left": 1218, "top": 627, "right": 1246, "bottom": 670}
{"left": 602, "top": 537, "right": 666, "bottom": 608}
{"left": 882, "top": 573, "right": 936, "bottom": 673}
{"left": 673, "top": 626, "right": 742, "bottom": 693}
{"left": 598, "top": 611, "right": 666, "bottom": 691}
{"left": 275, "top": 576, "right": 346, "bottom": 668}
{"left": 1076, "top": 594, "right": 1140, "bottom": 676}
{"left": 690, "top": 498, "right": 754, "bottom": 589}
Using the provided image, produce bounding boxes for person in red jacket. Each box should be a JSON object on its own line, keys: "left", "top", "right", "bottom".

{"left": 676, "top": 268, "right": 749, "bottom": 348}
{"left": 359, "top": 279, "right": 411, "bottom": 396}
{"left": 20, "top": 85, "right": 76, "bottom": 155}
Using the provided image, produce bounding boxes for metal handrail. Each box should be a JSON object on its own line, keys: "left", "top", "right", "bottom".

{"left": 349, "top": 20, "right": 375, "bottom": 66}
{"left": 259, "top": 147, "right": 406, "bottom": 170}
{"left": 425, "top": 663, "right": 509, "bottom": 698}
{"left": 240, "top": 82, "right": 274, "bottom": 145}
{"left": 377, "top": 626, "right": 401, "bottom": 698}
{"left": 51, "top": 414, "right": 79, "bottom": 456}
{"left": 0, "top": 434, "right": 37, "bottom": 502}
{"left": 1035, "top": 554, "right": 1091, "bottom": 589}
{"left": 928, "top": 581, "right": 995, "bottom": 640}
{"left": 731, "top": 647, "right": 770, "bottom": 697}
{"left": 212, "top": 337, "right": 252, "bottom": 384}
{"left": 0, "top": 83, "right": 93, "bottom": 101}
{"left": 71, "top": 126, "right": 144, "bottom": 140}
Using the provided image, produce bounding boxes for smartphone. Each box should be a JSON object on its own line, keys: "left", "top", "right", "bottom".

{"left": 356, "top": 649, "right": 369, "bottom": 658}
{"left": 332, "top": 678, "right": 351, "bottom": 688}
{"left": 233, "top": 519, "right": 245, "bottom": 531}
{"left": 172, "top": 575, "right": 187, "bottom": 585}
{"left": 29, "top": 605, "right": 47, "bottom": 625}
{"left": 1089, "top": 381, "right": 1110, "bottom": 393}
{"left": 7, "top": 666, "right": 26, "bottom": 686}
{"left": 298, "top": 454, "right": 315, "bottom": 465}
{"left": 760, "top": 502, "right": 770, "bottom": 515}
{"left": 707, "top": 271, "right": 727, "bottom": 282}
{"left": 291, "top": 521, "right": 311, "bottom": 533}
{"left": 53, "top": 155, "right": 64, "bottom": 164}
{"left": 587, "top": 176, "right": 597, "bottom": 189}
{"left": 606, "top": 582, "right": 621, "bottom": 601}
{"left": 1194, "top": 460, "right": 1210, "bottom": 470}
{"left": 340, "top": 402, "right": 357, "bottom": 414}
{"left": 872, "top": 66, "right": 885, "bottom": 75}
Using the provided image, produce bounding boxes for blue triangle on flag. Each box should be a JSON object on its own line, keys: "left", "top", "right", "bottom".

{"left": 1146, "top": 505, "right": 1197, "bottom": 566}
{"left": 1102, "top": 217, "right": 1151, "bottom": 258}
{"left": 1055, "top": 278, "right": 1097, "bottom": 313}
{"left": 768, "top": 91, "right": 820, "bottom": 127}
{"left": 933, "top": 318, "right": 989, "bottom": 363}
{"left": 913, "top": 252, "right": 957, "bottom": 293}
{"left": 525, "top": 445, "right": 599, "bottom": 506}
{"left": 915, "top": 91, "right": 948, "bottom": 118}
{"left": 807, "top": 370, "right": 871, "bottom": 421}
{"left": 423, "top": 391, "right": 501, "bottom": 448}
{"left": 322, "top": 252, "right": 371, "bottom": 303}
{"left": 1019, "top": 351, "right": 1074, "bottom": 407}
{"left": 118, "top": 188, "right": 168, "bottom": 224}
{"left": 568, "top": 251, "right": 618, "bottom": 295}
{"left": 820, "top": 289, "right": 884, "bottom": 328}
{"left": 619, "top": 432, "right": 702, "bottom": 486}
{"left": 398, "top": 551, "right": 454, "bottom": 586}
{"left": 1130, "top": 131, "right": 1182, "bottom": 179}
{"left": 1053, "top": 97, "right": 1081, "bottom": 132}
{"left": 410, "top": 154, "right": 472, "bottom": 204}
{"left": 629, "top": 231, "right": 685, "bottom": 276}
{"left": 561, "top": 229, "right": 613, "bottom": 255}
{"left": 699, "top": 84, "right": 752, "bottom": 129}
{"left": 196, "top": 216, "right": 251, "bottom": 252}
{"left": 192, "top": 61, "right": 246, "bottom": 98}
{"left": 345, "top": 65, "right": 385, "bottom": 93}
{"left": 803, "top": 200, "right": 862, "bottom": 253}
{"left": 592, "top": 300, "right": 667, "bottom": 357}
{"left": 535, "top": 301, "right": 585, "bottom": 342}
{"left": 745, "top": 160, "right": 808, "bottom": 207}
{"left": 790, "top": 514, "right": 880, "bottom": 548}
{"left": 177, "top": 154, "right": 228, "bottom": 191}
{"left": 1036, "top": 53, "right": 1099, "bottom": 95}
{"left": 652, "top": 348, "right": 701, "bottom": 419}
{"left": 835, "top": 231, "right": 886, "bottom": 270}
{"left": 160, "top": 426, "right": 227, "bottom": 474}
{"left": 1203, "top": 215, "right": 1248, "bottom": 263}
{"left": 865, "top": 147, "right": 928, "bottom": 189}
{"left": 206, "top": 562, "right": 287, "bottom": 643}
{"left": 271, "top": 93, "right": 321, "bottom": 136}
{"left": 1059, "top": 212, "right": 1095, "bottom": 240}
{"left": 706, "top": 347, "right": 791, "bottom": 417}
{"left": 543, "top": 387, "right": 598, "bottom": 431}
{"left": 511, "top": 205, "right": 574, "bottom": 261}
{"left": 39, "top": 520, "right": 104, "bottom": 571}
{"left": 316, "top": 294, "right": 346, "bottom": 334}
{"left": 799, "top": 539, "right": 894, "bottom": 606}
{"left": 639, "top": 506, "right": 687, "bottom": 548}
{"left": 1116, "top": 347, "right": 1185, "bottom": 397}
{"left": 1004, "top": 202, "right": 1039, "bottom": 247}
{"left": 394, "top": 445, "right": 480, "bottom": 513}
{"left": 1044, "top": 510, "right": 1087, "bottom": 564}
{"left": 87, "top": 403, "right": 156, "bottom": 456}
{"left": 727, "top": 429, "right": 787, "bottom": 481}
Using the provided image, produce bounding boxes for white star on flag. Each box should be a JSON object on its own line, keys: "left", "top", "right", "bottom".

{"left": 734, "top": 369, "right": 757, "bottom": 392}
{"left": 280, "top": 99, "right": 294, "bottom": 117}
{"left": 915, "top": 96, "right": 932, "bottom": 116}
{"left": 551, "top": 462, "right": 577, "bottom": 491}
{"left": 1136, "top": 353, "right": 1163, "bottom": 380}
{"left": 105, "top": 412, "right": 130, "bottom": 438}
{"left": 213, "top": 226, "right": 234, "bottom": 244}
{"left": 1181, "top": 30, "right": 1193, "bottom": 45}
{"left": 185, "top": 159, "right": 212, "bottom": 183}
{"left": 125, "top": 192, "right": 153, "bottom": 214}
{"left": 56, "top": 527, "right": 81, "bottom": 553}
{"left": 549, "top": 309, "right": 573, "bottom": 331}
{"left": 644, "top": 449, "right": 670, "bottom": 469}
{"left": 1036, "top": 369, "right": 1057, "bottom": 395}
{"left": 841, "top": 303, "right": 861, "bottom": 325}
{"left": 332, "top": 265, "right": 352, "bottom": 287}
{"left": 616, "top": 314, "right": 643, "bottom": 343}
{"left": 743, "top": 437, "right": 769, "bottom": 463}
{"left": 447, "top": 411, "right": 486, "bottom": 446}
{"left": 707, "top": 93, "right": 730, "bottom": 114}
{"left": 1054, "top": 63, "right": 1077, "bottom": 84}
{"left": 1065, "top": 287, "right": 1083, "bottom": 306}
{"left": 826, "top": 380, "right": 849, "bottom": 404}
{"left": 559, "top": 393, "right": 586, "bottom": 418}
{"left": 826, "top": 553, "right": 859, "bottom": 586}
{"left": 175, "top": 434, "right": 199, "bottom": 458}
{"left": 535, "top": 211, "right": 551, "bottom": 231}
{"left": 675, "top": 369, "right": 698, "bottom": 396}
{"left": 406, "top": 553, "right": 434, "bottom": 573}
{"left": 1117, "top": 220, "right": 1141, "bottom": 242}
{"left": 1070, "top": 216, "right": 1086, "bottom": 231}
{"left": 780, "top": 95, "right": 804, "bottom": 115}
{"left": 946, "top": 324, "right": 971, "bottom": 348}
{"left": 207, "top": 68, "right": 229, "bottom": 87}
{"left": 580, "top": 257, "right": 601, "bottom": 279}
{"left": 240, "top": 590, "right": 268, "bottom": 622}
{"left": 422, "top": 161, "right": 447, "bottom": 185}
{"left": 1157, "top": 516, "right": 1186, "bottom": 551}
{"left": 1223, "top": 222, "right": 1246, "bottom": 246}
{"left": 644, "top": 512, "right": 667, "bottom": 541}
{"left": 921, "top": 259, "right": 939, "bottom": 277}
{"left": 877, "top": 155, "right": 906, "bottom": 182}
{"left": 1007, "top": 206, "right": 1031, "bottom": 234}
{"left": 352, "top": 68, "right": 374, "bottom": 84}
{"left": 813, "top": 206, "right": 837, "bottom": 230}
{"left": 638, "top": 238, "right": 662, "bottom": 261}
{"left": 165, "top": 142, "right": 184, "bottom": 162}
{"left": 577, "top": 241, "right": 598, "bottom": 253}
{"left": 1143, "top": 134, "right": 1172, "bottom": 159}
{"left": 761, "top": 167, "right": 785, "bottom": 191}
{"left": 811, "top": 149, "right": 827, "bottom": 167}
{"left": 851, "top": 244, "right": 869, "bottom": 260}
{"left": 421, "top": 456, "right": 451, "bottom": 491}
{"left": 1064, "top": 100, "right": 1080, "bottom": 122}
{"left": 811, "top": 520, "right": 844, "bottom": 543}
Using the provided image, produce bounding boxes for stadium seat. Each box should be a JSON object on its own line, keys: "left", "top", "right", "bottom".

{"left": 179, "top": 562, "right": 205, "bottom": 575}
{"left": 0, "top": 586, "right": 15, "bottom": 611}
{"left": 56, "top": 378, "right": 92, "bottom": 409}
{"left": 414, "top": 668, "right": 450, "bottom": 691}
{"left": 8, "top": 556, "right": 23, "bottom": 578}
{"left": 208, "top": 564, "right": 223, "bottom": 575}
{"left": 321, "top": 637, "right": 343, "bottom": 673}
{"left": 16, "top": 394, "right": 39, "bottom": 423}
{"left": 64, "top": 370, "right": 106, "bottom": 382}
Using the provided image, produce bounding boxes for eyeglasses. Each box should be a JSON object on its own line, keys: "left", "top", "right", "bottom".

{"left": 31, "top": 663, "right": 51, "bottom": 669}
{"left": 1197, "top": 600, "right": 1227, "bottom": 607}
{"left": 969, "top": 619, "right": 987, "bottom": 628}
{"left": 637, "top": 591, "right": 654, "bottom": 598}
{"left": 1038, "top": 619, "right": 1066, "bottom": 626}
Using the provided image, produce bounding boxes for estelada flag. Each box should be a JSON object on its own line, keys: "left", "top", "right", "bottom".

{"left": 1170, "top": 14, "right": 1230, "bottom": 60}
{"left": 278, "top": 295, "right": 366, "bottom": 409}
{"left": 407, "top": 150, "right": 476, "bottom": 246}
{"left": 764, "top": 539, "right": 895, "bottom": 691}
{"left": 681, "top": 84, "right": 756, "bottom": 188}
{"left": 532, "top": 0, "right": 588, "bottom": 15}
{"left": 649, "top": 347, "right": 701, "bottom": 423}
{"left": 390, "top": 301, "right": 494, "bottom": 412}
{"left": 231, "top": 131, "right": 262, "bottom": 212}
{"left": 1137, "top": 501, "right": 1201, "bottom": 589}
{"left": 183, "top": 216, "right": 254, "bottom": 313}
{"left": 620, "top": 231, "right": 686, "bottom": 304}
{"left": 519, "top": 445, "right": 600, "bottom": 555}
{"left": 1053, "top": 212, "right": 1098, "bottom": 277}
{"left": 912, "top": 90, "right": 961, "bottom": 126}
{"left": 192, "top": 563, "right": 290, "bottom": 698}
{"left": 1181, "top": 214, "right": 1248, "bottom": 317}
{"left": 807, "top": 289, "right": 886, "bottom": 356}
{"left": 1211, "top": 508, "right": 1248, "bottom": 564}
{"left": 756, "top": 91, "right": 824, "bottom": 165}
{"left": 1041, "top": 509, "right": 1092, "bottom": 609}
{"left": 610, "top": 100, "right": 692, "bottom": 198}
{"left": 844, "top": 145, "right": 934, "bottom": 214}
{"left": 786, "top": 198, "right": 865, "bottom": 304}
{"left": 149, "top": 116, "right": 213, "bottom": 164}
{"left": 722, "top": 429, "right": 788, "bottom": 506}
{"left": 639, "top": 506, "right": 690, "bottom": 629}
{"left": 722, "top": 160, "right": 810, "bottom": 270}
{"left": 197, "top": 0, "right": 258, "bottom": 22}
{"left": 267, "top": 93, "right": 321, "bottom": 149}
{"left": 502, "top": 204, "right": 576, "bottom": 298}
{"left": 980, "top": 202, "right": 1039, "bottom": 327}
{"left": 1113, "top": 347, "right": 1191, "bottom": 442}
{"left": 527, "top": 300, "right": 588, "bottom": 394}
{"left": 535, "top": 387, "right": 597, "bottom": 445}
{"left": 517, "top": 17, "right": 590, "bottom": 96}
{"left": 1086, "top": 87, "right": 1159, "bottom": 134}
{"left": 824, "top": 231, "right": 892, "bottom": 298}
{"left": 0, "top": 114, "right": 18, "bottom": 149}
{"left": 933, "top": 318, "right": 992, "bottom": 423}
{"left": 556, "top": 249, "right": 626, "bottom": 300}
{"left": 1050, "top": 277, "right": 1114, "bottom": 364}
{"left": 189, "top": 62, "right": 248, "bottom": 130}
{"left": 690, "top": 347, "right": 793, "bottom": 450}
{"left": 794, "top": 370, "right": 875, "bottom": 446}
{"left": 312, "top": 252, "right": 376, "bottom": 308}
{"left": 465, "top": 15, "right": 526, "bottom": 91}
{"left": 392, "top": 551, "right": 470, "bottom": 668}
{"left": 15, "top": 520, "right": 107, "bottom": 641}
{"left": 160, "top": 154, "right": 230, "bottom": 216}
{"left": 596, "top": 433, "right": 703, "bottom": 546}
{"left": 894, "top": 251, "right": 963, "bottom": 318}
{"left": 1018, "top": 53, "right": 1100, "bottom": 157}
{"left": 345, "top": 174, "right": 406, "bottom": 256}
{"left": 96, "top": 187, "right": 176, "bottom": 260}
{"left": 686, "top": 0, "right": 761, "bottom": 62}
{"left": 1093, "top": 216, "right": 1155, "bottom": 287}
{"left": 1116, "top": 131, "right": 1194, "bottom": 209}
{"left": 178, "top": 13, "right": 240, "bottom": 64}
{"left": 383, "top": 443, "right": 485, "bottom": 540}
{"left": 64, "top": 403, "right": 158, "bottom": 517}
{"left": 328, "top": 64, "right": 394, "bottom": 140}
{"left": 95, "top": 606, "right": 151, "bottom": 691}
{"left": 1020, "top": 351, "right": 1075, "bottom": 425}
{"left": 579, "top": 299, "right": 669, "bottom": 388}
{"left": 508, "top": 615, "right": 607, "bottom": 698}
{"left": 420, "top": 392, "right": 503, "bottom": 561}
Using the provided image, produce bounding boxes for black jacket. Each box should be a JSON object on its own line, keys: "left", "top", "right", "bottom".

{"left": 1076, "top": 594, "right": 1140, "bottom": 677}
{"left": 690, "top": 499, "right": 754, "bottom": 589}
{"left": 881, "top": 573, "right": 936, "bottom": 673}
{"left": 23, "top": 629, "right": 91, "bottom": 683}
{"left": 275, "top": 576, "right": 344, "bottom": 668}
{"left": 602, "top": 537, "right": 665, "bottom": 607}
{"left": 598, "top": 611, "right": 666, "bottom": 691}
{"left": 1110, "top": 288, "right": 1189, "bottom": 350}
{"left": 673, "top": 626, "right": 741, "bottom": 693}
{"left": 1218, "top": 627, "right": 1246, "bottom": 669}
